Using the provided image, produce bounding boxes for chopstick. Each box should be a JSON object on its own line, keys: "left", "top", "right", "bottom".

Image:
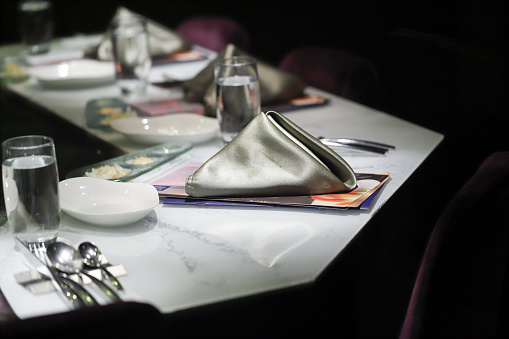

{"left": 151, "top": 73, "right": 183, "bottom": 88}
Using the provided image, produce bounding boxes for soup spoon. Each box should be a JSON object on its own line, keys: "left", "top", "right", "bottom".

{"left": 46, "top": 242, "right": 122, "bottom": 303}
{"left": 79, "top": 242, "right": 124, "bottom": 292}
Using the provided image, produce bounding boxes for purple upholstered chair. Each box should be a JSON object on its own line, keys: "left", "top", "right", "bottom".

{"left": 279, "top": 47, "right": 381, "bottom": 107}
{"left": 399, "top": 152, "right": 509, "bottom": 339}
{"left": 176, "top": 16, "right": 250, "bottom": 52}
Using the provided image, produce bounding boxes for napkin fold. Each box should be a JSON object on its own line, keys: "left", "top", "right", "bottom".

{"left": 85, "top": 7, "right": 191, "bottom": 61}
{"left": 185, "top": 111, "right": 357, "bottom": 197}
{"left": 183, "top": 44, "right": 307, "bottom": 116}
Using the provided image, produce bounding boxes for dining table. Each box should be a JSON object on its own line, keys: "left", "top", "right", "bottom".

{"left": 0, "top": 34, "right": 443, "bottom": 335}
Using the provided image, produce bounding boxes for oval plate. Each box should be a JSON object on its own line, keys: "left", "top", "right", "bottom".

{"left": 60, "top": 177, "right": 159, "bottom": 226}
{"left": 29, "top": 59, "right": 115, "bottom": 88}
{"left": 110, "top": 113, "right": 219, "bottom": 144}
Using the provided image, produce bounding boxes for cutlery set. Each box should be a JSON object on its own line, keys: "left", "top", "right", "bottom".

{"left": 16, "top": 239, "right": 125, "bottom": 309}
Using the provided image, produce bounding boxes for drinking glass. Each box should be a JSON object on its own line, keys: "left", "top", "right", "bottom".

{"left": 17, "top": 0, "right": 54, "bottom": 55}
{"left": 2, "top": 136, "right": 60, "bottom": 247}
{"left": 214, "top": 56, "right": 261, "bottom": 143}
{"left": 110, "top": 15, "right": 152, "bottom": 99}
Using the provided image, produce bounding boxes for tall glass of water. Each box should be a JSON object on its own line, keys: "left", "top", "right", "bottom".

{"left": 17, "top": 0, "right": 54, "bottom": 55}
{"left": 2, "top": 136, "right": 60, "bottom": 248}
{"left": 110, "top": 15, "right": 152, "bottom": 100}
{"left": 214, "top": 56, "right": 261, "bottom": 143}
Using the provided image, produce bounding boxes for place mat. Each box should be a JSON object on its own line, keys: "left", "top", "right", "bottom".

{"left": 162, "top": 184, "right": 384, "bottom": 211}
{"left": 85, "top": 97, "right": 205, "bottom": 129}
{"left": 151, "top": 50, "right": 208, "bottom": 66}
{"left": 130, "top": 98, "right": 205, "bottom": 116}
{"left": 148, "top": 160, "right": 389, "bottom": 210}
{"left": 262, "top": 94, "right": 329, "bottom": 113}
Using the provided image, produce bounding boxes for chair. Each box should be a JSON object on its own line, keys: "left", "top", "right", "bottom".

{"left": 0, "top": 301, "right": 164, "bottom": 338}
{"left": 0, "top": 289, "right": 16, "bottom": 323}
{"left": 278, "top": 47, "right": 381, "bottom": 107}
{"left": 399, "top": 152, "right": 509, "bottom": 339}
{"left": 176, "top": 16, "right": 250, "bottom": 52}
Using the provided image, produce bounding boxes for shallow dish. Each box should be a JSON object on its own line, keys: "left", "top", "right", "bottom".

{"left": 110, "top": 113, "right": 219, "bottom": 144}
{"left": 29, "top": 59, "right": 115, "bottom": 87}
{"left": 60, "top": 177, "right": 159, "bottom": 226}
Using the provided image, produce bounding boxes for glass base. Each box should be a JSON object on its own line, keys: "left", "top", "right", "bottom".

{"left": 14, "top": 231, "right": 58, "bottom": 248}
{"left": 27, "top": 43, "right": 51, "bottom": 55}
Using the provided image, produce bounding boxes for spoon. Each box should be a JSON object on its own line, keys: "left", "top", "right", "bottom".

{"left": 46, "top": 242, "right": 122, "bottom": 303}
{"left": 79, "top": 242, "right": 124, "bottom": 292}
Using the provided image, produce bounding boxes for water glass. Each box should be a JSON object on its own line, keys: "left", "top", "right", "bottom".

{"left": 17, "top": 0, "right": 54, "bottom": 55}
{"left": 2, "top": 136, "right": 60, "bottom": 247}
{"left": 214, "top": 56, "right": 261, "bottom": 143}
{"left": 110, "top": 15, "right": 152, "bottom": 99}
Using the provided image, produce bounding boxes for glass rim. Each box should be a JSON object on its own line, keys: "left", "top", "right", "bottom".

{"left": 216, "top": 56, "right": 257, "bottom": 67}
{"left": 2, "top": 135, "right": 54, "bottom": 150}
{"left": 110, "top": 14, "right": 147, "bottom": 29}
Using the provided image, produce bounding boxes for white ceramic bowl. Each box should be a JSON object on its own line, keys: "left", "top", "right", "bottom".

{"left": 29, "top": 59, "right": 115, "bottom": 87}
{"left": 110, "top": 113, "right": 219, "bottom": 145}
{"left": 59, "top": 177, "right": 159, "bottom": 226}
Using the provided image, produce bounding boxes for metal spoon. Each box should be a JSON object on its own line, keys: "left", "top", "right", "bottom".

{"left": 46, "top": 242, "right": 122, "bottom": 303}
{"left": 79, "top": 242, "right": 124, "bottom": 292}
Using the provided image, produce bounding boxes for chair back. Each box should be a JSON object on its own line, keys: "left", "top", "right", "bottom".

{"left": 279, "top": 47, "right": 381, "bottom": 107}
{"left": 399, "top": 152, "right": 509, "bottom": 339}
{"left": 176, "top": 16, "right": 250, "bottom": 52}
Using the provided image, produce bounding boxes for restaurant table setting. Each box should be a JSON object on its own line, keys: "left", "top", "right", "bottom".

{"left": 85, "top": 6, "right": 191, "bottom": 62}
{"left": 185, "top": 111, "right": 357, "bottom": 197}
{"left": 183, "top": 43, "right": 307, "bottom": 116}
{"left": 0, "top": 6, "right": 212, "bottom": 89}
{"left": 0, "top": 5, "right": 445, "bottom": 324}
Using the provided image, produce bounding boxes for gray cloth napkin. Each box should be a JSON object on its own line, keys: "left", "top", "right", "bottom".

{"left": 183, "top": 44, "right": 307, "bottom": 116}
{"left": 185, "top": 111, "right": 357, "bottom": 197}
{"left": 85, "top": 6, "right": 190, "bottom": 61}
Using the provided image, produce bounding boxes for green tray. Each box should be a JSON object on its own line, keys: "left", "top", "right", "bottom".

{"left": 66, "top": 142, "right": 192, "bottom": 182}
{"left": 85, "top": 97, "right": 143, "bottom": 129}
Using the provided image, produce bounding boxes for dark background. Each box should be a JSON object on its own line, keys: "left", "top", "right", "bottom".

{"left": 1, "top": 1, "right": 508, "bottom": 337}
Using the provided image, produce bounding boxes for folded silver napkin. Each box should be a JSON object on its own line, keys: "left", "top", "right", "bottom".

{"left": 183, "top": 44, "right": 307, "bottom": 116}
{"left": 185, "top": 111, "right": 357, "bottom": 197}
{"left": 85, "top": 6, "right": 190, "bottom": 61}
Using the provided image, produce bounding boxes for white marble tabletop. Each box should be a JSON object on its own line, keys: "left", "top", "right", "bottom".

{"left": 0, "top": 37, "right": 443, "bottom": 319}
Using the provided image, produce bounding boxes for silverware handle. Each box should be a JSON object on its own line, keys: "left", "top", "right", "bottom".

{"left": 48, "top": 267, "right": 87, "bottom": 309}
{"left": 319, "top": 137, "right": 395, "bottom": 149}
{"left": 61, "top": 275, "right": 98, "bottom": 307}
{"left": 320, "top": 140, "right": 387, "bottom": 154}
{"left": 101, "top": 266, "right": 124, "bottom": 292}
{"left": 81, "top": 272, "right": 122, "bottom": 302}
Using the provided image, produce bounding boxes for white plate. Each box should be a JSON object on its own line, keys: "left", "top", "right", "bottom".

{"left": 110, "top": 113, "right": 219, "bottom": 144}
{"left": 29, "top": 59, "right": 115, "bottom": 87}
{"left": 59, "top": 177, "right": 159, "bottom": 226}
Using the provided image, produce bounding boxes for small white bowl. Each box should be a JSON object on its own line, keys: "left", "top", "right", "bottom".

{"left": 59, "top": 177, "right": 159, "bottom": 226}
